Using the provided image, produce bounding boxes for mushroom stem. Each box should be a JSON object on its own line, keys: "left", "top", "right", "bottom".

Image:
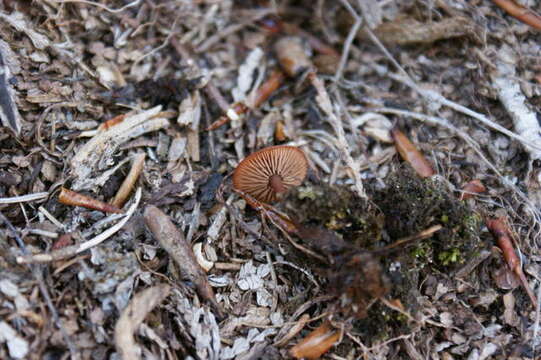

{"left": 269, "top": 174, "right": 286, "bottom": 194}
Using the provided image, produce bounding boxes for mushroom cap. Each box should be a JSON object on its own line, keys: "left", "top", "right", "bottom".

{"left": 233, "top": 145, "right": 308, "bottom": 203}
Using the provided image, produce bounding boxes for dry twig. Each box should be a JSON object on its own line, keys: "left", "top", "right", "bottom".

{"left": 486, "top": 217, "right": 538, "bottom": 308}
{"left": 144, "top": 205, "right": 223, "bottom": 318}
{"left": 491, "top": 0, "right": 541, "bottom": 30}
{"left": 17, "top": 188, "right": 142, "bottom": 264}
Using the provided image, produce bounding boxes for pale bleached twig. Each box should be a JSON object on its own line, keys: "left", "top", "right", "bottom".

{"left": 38, "top": 206, "right": 65, "bottom": 229}
{"left": 0, "top": 192, "right": 49, "bottom": 204}
{"left": 334, "top": 0, "right": 363, "bottom": 82}
{"left": 26, "top": 229, "right": 58, "bottom": 238}
{"left": 71, "top": 106, "right": 171, "bottom": 190}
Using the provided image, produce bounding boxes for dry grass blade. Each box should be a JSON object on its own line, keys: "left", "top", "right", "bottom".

{"left": 0, "top": 192, "right": 49, "bottom": 204}
{"left": 114, "top": 284, "right": 171, "bottom": 360}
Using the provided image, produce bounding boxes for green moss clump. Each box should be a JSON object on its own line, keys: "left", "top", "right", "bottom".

{"left": 371, "top": 168, "right": 483, "bottom": 270}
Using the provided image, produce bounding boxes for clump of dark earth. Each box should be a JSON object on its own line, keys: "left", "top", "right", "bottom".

{"left": 283, "top": 167, "right": 485, "bottom": 340}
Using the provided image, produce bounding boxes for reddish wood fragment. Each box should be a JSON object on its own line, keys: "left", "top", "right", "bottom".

{"left": 460, "top": 179, "right": 486, "bottom": 200}
{"left": 52, "top": 233, "right": 73, "bottom": 250}
{"left": 486, "top": 217, "right": 538, "bottom": 307}
{"left": 391, "top": 128, "right": 435, "bottom": 178}
{"left": 289, "top": 321, "right": 342, "bottom": 360}
{"left": 98, "top": 114, "right": 126, "bottom": 131}
{"left": 205, "top": 102, "right": 249, "bottom": 131}
{"left": 251, "top": 70, "right": 285, "bottom": 108}
{"left": 205, "top": 115, "right": 230, "bottom": 131}
{"left": 59, "top": 188, "right": 123, "bottom": 213}
{"left": 492, "top": 0, "right": 541, "bottom": 31}
{"left": 206, "top": 69, "right": 283, "bottom": 131}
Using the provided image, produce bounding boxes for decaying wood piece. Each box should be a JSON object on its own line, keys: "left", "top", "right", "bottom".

{"left": 391, "top": 128, "right": 435, "bottom": 178}
{"left": 491, "top": 45, "right": 541, "bottom": 160}
{"left": 59, "top": 187, "right": 123, "bottom": 213}
{"left": 114, "top": 284, "right": 171, "bottom": 360}
{"left": 491, "top": 0, "right": 541, "bottom": 30}
{"left": 17, "top": 188, "right": 142, "bottom": 264}
{"left": 144, "top": 205, "right": 223, "bottom": 317}
{"left": 0, "top": 48, "right": 21, "bottom": 135}
{"left": 70, "top": 106, "right": 172, "bottom": 190}
{"left": 486, "top": 217, "right": 538, "bottom": 308}
{"left": 111, "top": 153, "right": 146, "bottom": 208}
{"left": 365, "top": 16, "right": 474, "bottom": 45}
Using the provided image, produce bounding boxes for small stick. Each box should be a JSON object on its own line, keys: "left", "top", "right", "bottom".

{"left": 143, "top": 205, "right": 223, "bottom": 318}
{"left": 205, "top": 69, "right": 285, "bottom": 131}
{"left": 38, "top": 206, "right": 65, "bottom": 229}
{"left": 486, "top": 216, "right": 538, "bottom": 308}
{"left": 111, "top": 153, "right": 145, "bottom": 208}
{"left": 491, "top": 0, "right": 541, "bottom": 31}
{"left": 376, "top": 224, "right": 442, "bottom": 253}
{"left": 59, "top": 187, "right": 123, "bottom": 213}
{"left": 250, "top": 69, "right": 285, "bottom": 108}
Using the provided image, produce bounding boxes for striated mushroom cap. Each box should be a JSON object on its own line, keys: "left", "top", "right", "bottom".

{"left": 233, "top": 145, "right": 308, "bottom": 203}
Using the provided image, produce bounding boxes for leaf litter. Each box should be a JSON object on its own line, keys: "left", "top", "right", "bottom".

{"left": 1, "top": 0, "right": 541, "bottom": 359}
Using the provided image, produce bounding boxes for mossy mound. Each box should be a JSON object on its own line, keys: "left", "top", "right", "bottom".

{"left": 371, "top": 168, "right": 483, "bottom": 270}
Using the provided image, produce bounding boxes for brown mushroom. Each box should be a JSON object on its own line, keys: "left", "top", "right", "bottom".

{"left": 233, "top": 145, "right": 308, "bottom": 203}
